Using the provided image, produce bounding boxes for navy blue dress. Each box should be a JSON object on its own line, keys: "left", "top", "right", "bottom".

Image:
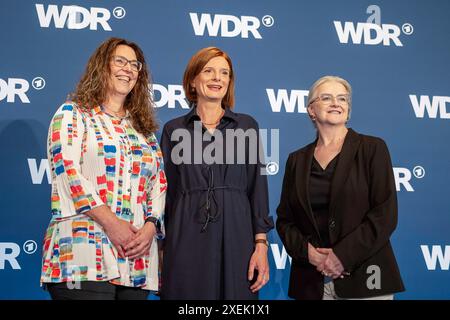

{"left": 160, "top": 106, "right": 274, "bottom": 299}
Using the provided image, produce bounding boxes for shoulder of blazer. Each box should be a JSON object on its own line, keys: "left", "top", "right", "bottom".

{"left": 354, "top": 130, "right": 389, "bottom": 155}
{"left": 359, "top": 133, "right": 387, "bottom": 146}
{"left": 344, "top": 129, "right": 393, "bottom": 174}
{"left": 289, "top": 140, "right": 316, "bottom": 159}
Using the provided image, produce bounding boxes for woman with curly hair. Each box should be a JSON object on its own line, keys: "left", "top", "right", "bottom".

{"left": 40, "top": 37, "right": 167, "bottom": 300}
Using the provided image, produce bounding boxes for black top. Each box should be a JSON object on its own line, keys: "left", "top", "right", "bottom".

{"left": 160, "top": 106, "right": 274, "bottom": 300}
{"left": 309, "top": 154, "right": 340, "bottom": 248}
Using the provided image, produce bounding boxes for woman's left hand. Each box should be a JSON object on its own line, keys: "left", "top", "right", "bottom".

{"left": 248, "top": 243, "right": 270, "bottom": 293}
{"left": 124, "top": 223, "right": 156, "bottom": 260}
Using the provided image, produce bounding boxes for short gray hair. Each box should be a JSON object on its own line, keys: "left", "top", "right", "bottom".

{"left": 307, "top": 75, "right": 353, "bottom": 123}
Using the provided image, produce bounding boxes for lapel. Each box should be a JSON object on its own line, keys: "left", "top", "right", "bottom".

{"left": 295, "top": 138, "right": 322, "bottom": 239}
{"left": 294, "top": 128, "right": 361, "bottom": 238}
{"left": 328, "top": 128, "right": 361, "bottom": 217}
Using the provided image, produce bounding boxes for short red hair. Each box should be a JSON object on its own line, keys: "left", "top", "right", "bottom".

{"left": 183, "top": 47, "right": 235, "bottom": 109}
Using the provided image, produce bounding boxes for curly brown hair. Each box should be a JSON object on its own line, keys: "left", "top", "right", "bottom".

{"left": 183, "top": 47, "right": 235, "bottom": 109}
{"left": 70, "top": 37, "right": 158, "bottom": 136}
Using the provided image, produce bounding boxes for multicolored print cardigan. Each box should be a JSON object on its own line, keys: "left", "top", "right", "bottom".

{"left": 40, "top": 102, "right": 167, "bottom": 291}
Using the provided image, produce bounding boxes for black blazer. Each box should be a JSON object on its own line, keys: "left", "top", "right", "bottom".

{"left": 276, "top": 128, "right": 405, "bottom": 299}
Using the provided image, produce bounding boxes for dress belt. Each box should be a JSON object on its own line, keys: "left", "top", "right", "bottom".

{"left": 180, "top": 185, "right": 246, "bottom": 233}
{"left": 180, "top": 185, "right": 246, "bottom": 195}
{"left": 179, "top": 165, "right": 247, "bottom": 232}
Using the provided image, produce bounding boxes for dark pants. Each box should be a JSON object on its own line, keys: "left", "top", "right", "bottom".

{"left": 46, "top": 281, "right": 150, "bottom": 300}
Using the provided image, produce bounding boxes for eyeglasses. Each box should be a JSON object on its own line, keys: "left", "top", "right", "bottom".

{"left": 111, "top": 55, "right": 143, "bottom": 72}
{"left": 309, "top": 93, "right": 350, "bottom": 105}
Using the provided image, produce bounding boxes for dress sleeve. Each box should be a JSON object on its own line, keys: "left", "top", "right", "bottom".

{"left": 160, "top": 123, "right": 178, "bottom": 229}
{"left": 145, "top": 133, "right": 167, "bottom": 239}
{"left": 48, "top": 103, "right": 104, "bottom": 220}
{"left": 247, "top": 119, "right": 274, "bottom": 235}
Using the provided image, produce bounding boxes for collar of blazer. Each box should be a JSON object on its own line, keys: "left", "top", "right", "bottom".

{"left": 294, "top": 128, "right": 362, "bottom": 237}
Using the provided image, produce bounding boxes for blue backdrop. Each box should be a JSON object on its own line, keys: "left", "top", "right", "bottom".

{"left": 1, "top": 0, "right": 449, "bottom": 300}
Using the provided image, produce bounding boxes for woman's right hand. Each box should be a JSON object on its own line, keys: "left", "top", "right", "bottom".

{"left": 309, "top": 244, "right": 346, "bottom": 278}
{"left": 85, "top": 205, "right": 138, "bottom": 258}
{"left": 103, "top": 217, "right": 138, "bottom": 258}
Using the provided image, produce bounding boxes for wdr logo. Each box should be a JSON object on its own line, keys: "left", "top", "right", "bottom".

{"left": 28, "top": 159, "right": 51, "bottom": 185}
{"left": 189, "top": 13, "right": 274, "bottom": 39}
{"left": 271, "top": 243, "right": 292, "bottom": 270}
{"left": 0, "top": 240, "right": 38, "bottom": 270}
{"left": 393, "top": 166, "right": 425, "bottom": 192}
{"left": 421, "top": 245, "right": 450, "bottom": 271}
{"left": 35, "top": 4, "right": 126, "bottom": 31}
{"left": 153, "top": 84, "right": 189, "bottom": 109}
{"left": 0, "top": 77, "right": 45, "bottom": 103}
{"left": 334, "top": 5, "right": 413, "bottom": 46}
{"left": 409, "top": 95, "right": 450, "bottom": 119}
{"left": 266, "top": 88, "right": 309, "bottom": 113}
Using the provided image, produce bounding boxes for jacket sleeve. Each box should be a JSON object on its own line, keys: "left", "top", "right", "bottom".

{"left": 333, "top": 138, "right": 398, "bottom": 273}
{"left": 276, "top": 153, "right": 311, "bottom": 263}
{"left": 48, "top": 103, "right": 104, "bottom": 220}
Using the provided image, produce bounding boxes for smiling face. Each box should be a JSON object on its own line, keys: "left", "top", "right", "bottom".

{"left": 191, "top": 56, "right": 230, "bottom": 105}
{"left": 307, "top": 81, "right": 350, "bottom": 127}
{"left": 106, "top": 44, "right": 139, "bottom": 102}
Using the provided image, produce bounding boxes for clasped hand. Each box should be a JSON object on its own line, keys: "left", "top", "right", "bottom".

{"left": 308, "top": 243, "right": 349, "bottom": 279}
{"left": 104, "top": 219, "right": 156, "bottom": 260}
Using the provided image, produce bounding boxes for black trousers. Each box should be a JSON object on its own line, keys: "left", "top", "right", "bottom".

{"left": 46, "top": 281, "right": 150, "bottom": 300}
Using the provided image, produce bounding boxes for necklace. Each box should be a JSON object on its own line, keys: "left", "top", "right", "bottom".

{"left": 201, "top": 109, "right": 225, "bottom": 126}
{"left": 103, "top": 106, "right": 126, "bottom": 118}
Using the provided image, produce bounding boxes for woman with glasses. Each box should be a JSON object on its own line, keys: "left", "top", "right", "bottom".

{"left": 40, "top": 37, "right": 167, "bottom": 300}
{"left": 276, "top": 75, "right": 404, "bottom": 300}
{"left": 159, "top": 47, "right": 274, "bottom": 299}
